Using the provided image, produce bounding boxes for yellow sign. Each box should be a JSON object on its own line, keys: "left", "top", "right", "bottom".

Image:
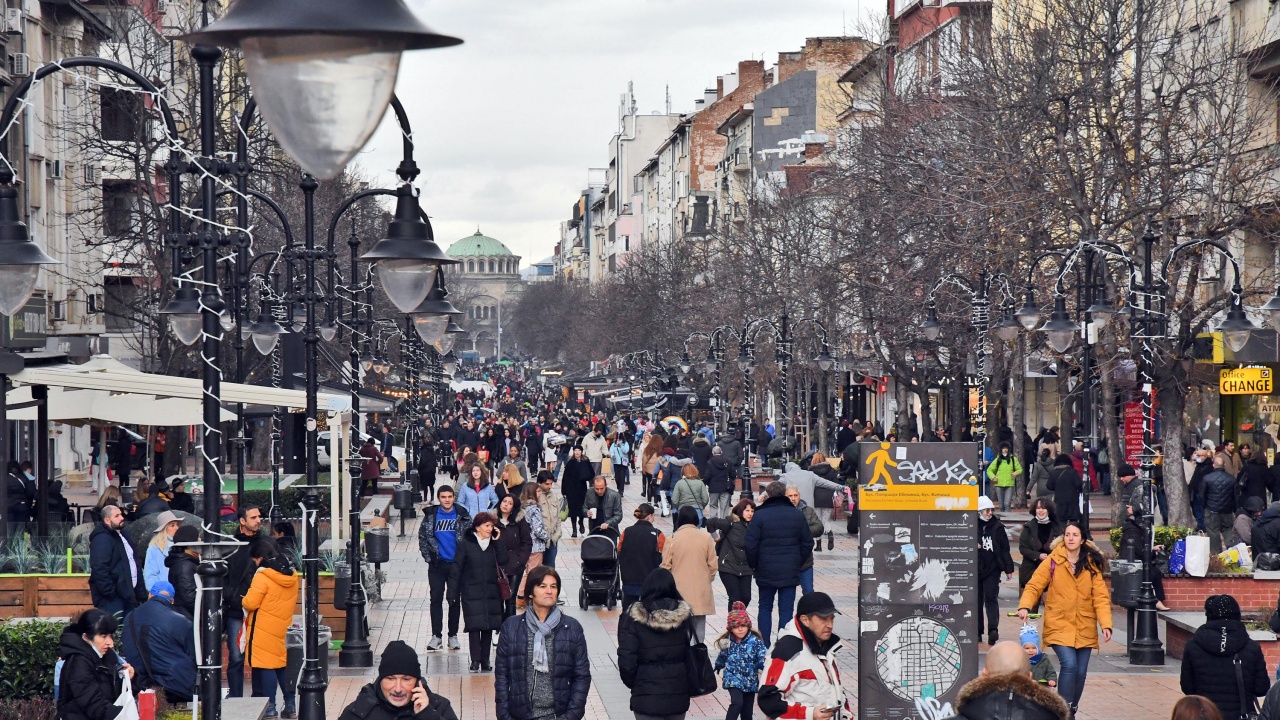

{"left": 1220, "top": 367, "right": 1273, "bottom": 395}
{"left": 859, "top": 484, "right": 980, "bottom": 511}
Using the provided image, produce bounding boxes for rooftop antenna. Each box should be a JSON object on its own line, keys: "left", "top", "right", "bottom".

{"left": 665, "top": 84, "right": 671, "bottom": 114}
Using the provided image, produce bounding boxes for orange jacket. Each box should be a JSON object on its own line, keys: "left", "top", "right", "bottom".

{"left": 1017, "top": 540, "right": 1112, "bottom": 650}
{"left": 241, "top": 563, "right": 298, "bottom": 669}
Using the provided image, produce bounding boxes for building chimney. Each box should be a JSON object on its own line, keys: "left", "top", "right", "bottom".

{"left": 716, "top": 76, "right": 723, "bottom": 98}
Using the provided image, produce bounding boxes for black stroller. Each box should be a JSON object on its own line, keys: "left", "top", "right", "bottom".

{"left": 578, "top": 531, "right": 622, "bottom": 610}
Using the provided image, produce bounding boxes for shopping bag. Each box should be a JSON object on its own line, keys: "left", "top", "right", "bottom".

{"left": 685, "top": 625, "right": 718, "bottom": 697}
{"left": 1184, "top": 535, "right": 1211, "bottom": 577}
{"left": 1167, "top": 538, "right": 1186, "bottom": 574}
{"left": 114, "top": 674, "right": 140, "bottom": 720}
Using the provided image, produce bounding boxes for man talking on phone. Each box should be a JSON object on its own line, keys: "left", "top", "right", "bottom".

{"left": 337, "top": 639, "right": 458, "bottom": 720}
{"left": 758, "top": 592, "right": 850, "bottom": 720}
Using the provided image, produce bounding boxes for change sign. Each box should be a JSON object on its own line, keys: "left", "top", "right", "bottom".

{"left": 1220, "top": 367, "right": 1272, "bottom": 395}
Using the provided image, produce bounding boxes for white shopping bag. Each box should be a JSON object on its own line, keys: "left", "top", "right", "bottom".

{"left": 114, "top": 674, "right": 140, "bottom": 720}
{"left": 1184, "top": 535, "right": 1211, "bottom": 577}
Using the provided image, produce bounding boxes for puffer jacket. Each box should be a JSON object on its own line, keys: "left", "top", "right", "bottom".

{"left": 1017, "top": 539, "right": 1112, "bottom": 649}
{"left": 56, "top": 631, "right": 124, "bottom": 720}
{"left": 691, "top": 436, "right": 713, "bottom": 477}
{"left": 714, "top": 632, "right": 767, "bottom": 692}
{"left": 808, "top": 462, "right": 841, "bottom": 508}
{"left": 497, "top": 516, "right": 532, "bottom": 576}
{"left": 716, "top": 437, "right": 743, "bottom": 473}
{"left": 495, "top": 611, "right": 592, "bottom": 720}
{"left": 704, "top": 514, "right": 752, "bottom": 576}
{"left": 1030, "top": 457, "right": 1054, "bottom": 498}
{"left": 617, "top": 599, "right": 695, "bottom": 716}
{"left": 758, "top": 616, "right": 849, "bottom": 720}
{"left": 799, "top": 502, "right": 824, "bottom": 571}
{"left": 978, "top": 515, "right": 1015, "bottom": 579}
{"left": 704, "top": 455, "right": 733, "bottom": 494}
{"left": 336, "top": 681, "right": 459, "bottom": 720}
{"left": 942, "top": 671, "right": 1070, "bottom": 720}
{"left": 1254, "top": 507, "right": 1280, "bottom": 557}
{"left": 165, "top": 545, "right": 200, "bottom": 617}
{"left": 1017, "top": 520, "right": 1062, "bottom": 589}
{"left": 449, "top": 528, "right": 510, "bottom": 632}
{"left": 417, "top": 503, "right": 472, "bottom": 566}
{"left": 1180, "top": 617, "right": 1270, "bottom": 719}
{"left": 1200, "top": 468, "right": 1239, "bottom": 514}
{"left": 745, "top": 495, "right": 814, "bottom": 588}
{"left": 1046, "top": 466, "right": 1083, "bottom": 523}
{"left": 242, "top": 555, "right": 299, "bottom": 669}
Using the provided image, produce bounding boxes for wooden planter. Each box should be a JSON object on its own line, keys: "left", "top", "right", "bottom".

{"left": 294, "top": 572, "right": 347, "bottom": 641}
{"left": 0, "top": 574, "right": 93, "bottom": 619}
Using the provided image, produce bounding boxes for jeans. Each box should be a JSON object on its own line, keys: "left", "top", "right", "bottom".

{"left": 995, "top": 486, "right": 1014, "bottom": 512}
{"left": 1156, "top": 486, "right": 1168, "bottom": 525}
{"left": 756, "top": 582, "right": 797, "bottom": 644}
{"left": 468, "top": 630, "right": 493, "bottom": 667}
{"left": 224, "top": 616, "right": 245, "bottom": 697}
{"left": 727, "top": 689, "right": 756, "bottom": 720}
{"left": 707, "top": 492, "right": 732, "bottom": 520}
{"left": 1206, "top": 511, "right": 1236, "bottom": 554}
{"left": 428, "top": 562, "right": 461, "bottom": 637}
{"left": 977, "top": 574, "right": 1000, "bottom": 638}
{"left": 636, "top": 714, "right": 686, "bottom": 720}
{"left": 799, "top": 567, "right": 814, "bottom": 595}
{"left": 720, "top": 572, "right": 752, "bottom": 613}
{"left": 591, "top": 461, "right": 602, "bottom": 477}
{"left": 1051, "top": 645, "right": 1092, "bottom": 709}
{"left": 690, "top": 615, "right": 706, "bottom": 642}
{"left": 543, "top": 541, "right": 558, "bottom": 569}
{"left": 252, "top": 667, "right": 293, "bottom": 713}
{"left": 1191, "top": 497, "right": 1206, "bottom": 533}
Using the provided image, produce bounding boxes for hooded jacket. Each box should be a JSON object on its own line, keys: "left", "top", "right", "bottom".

{"left": 336, "top": 680, "right": 459, "bottom": 720}
{"left": 779, "top": 462, "right": 845, "bottom": 509}
{"left": 705, "top": 513, "right": 752, "bottom": 576}
{"left": 242, "top": 554, "right": 299, "bottom": 670}
{"left": 691, "top": 436, "right": 713, "bottom": 477}
{"left": 417, "top": 503, "right": 472, "bottom": 566}
{"left": 1046, "top": 466, "right": 1083, "bottom": 523}
{"left": 758, "top": 617, "right": 849, "bottom": 720}
{"left": 1180, "top": 617, "right": 1270, "bottom": 718}
{"left": 495, "top": 611, "right": 591, "bottom": 720}
{"left": 745, "top": 494, "right": 815, "bottom": 588}
{"left": 941, "top": 672, "right": 1070, "bottom": 720}
{"left": 704, "top": 455, "right": 734, "bottom": 494}
{"left": 1253, "top": 507, "right": 1280, "bottom": 557}
{"left": 978, "top": 516, "right": 1015, "bottom": 579}
{"left": 1017, "top": 519, "right": 1062, "bottom": 588}
{"left": 617, "top": 599, "right": 695, "bottom": 716}
{"left": 120, "top": 596, "right": 197, "bottom": 698}
{"left": 449, "top": 527, "right": 510, "bottom": 632}
{"left": 1016, "top": 539, "right": 1112, "bottom": 650}
{"left": 716, "top": 437, "right": 744, "bottom": 472}
{"left": 1030, "top": 457, "right": 1054, "bottom": 498}
{"left": 165, "top": 545, "right": 200, "bottom": 618}
{"left": 56, "top": 631, "right": 124, "bottom": 720}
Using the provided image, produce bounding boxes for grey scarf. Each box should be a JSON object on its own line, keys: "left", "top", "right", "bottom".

{"left": 525, "top": 607, "right": 561, "bottom": 673}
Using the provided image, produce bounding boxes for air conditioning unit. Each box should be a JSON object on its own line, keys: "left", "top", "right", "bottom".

{"left": 46, "top": 159, "right": 63, "bottom": 179}
{"left": 49, "top": 300, "right": 65, "bottom": 322}
{"left": 155, "top": 0, "right": 167, "bottom": 12}
{"left": 83, "top": 163, "right": 97, "bottom": 185}
{"left": 4, "top": 9, "right": 21, "bottom": 34}
{"left": 88, "top": 293, "right": 104, "bottom": 313}
{"left": 9, "top": 52, "right": 29, "bottom": 77}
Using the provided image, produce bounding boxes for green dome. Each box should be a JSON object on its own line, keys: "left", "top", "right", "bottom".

{"left": 446, "top": 229, "right": 513, "bottom": 257}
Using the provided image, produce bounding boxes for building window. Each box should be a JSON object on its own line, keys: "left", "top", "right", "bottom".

{"left": 100, "top": 87, "right": 147, "bottom": 142}
{"left": 468, "top": 260, "right": 475, "bottom": 273}
{"left": 489, "top": 260, "right": 496, "bottom": 272}
{"left": 102, "top": 181, "right": 140, "bottom": 237}
{"left": 104, "top": 276, "right": 142, "bottom": 332}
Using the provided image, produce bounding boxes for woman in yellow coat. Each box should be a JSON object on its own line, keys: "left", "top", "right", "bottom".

{"left": 1016, "top": 522, "right": 1112, "bottom": 716}
{"left": 242, "top": 537, "right": 299, "bottom": 719}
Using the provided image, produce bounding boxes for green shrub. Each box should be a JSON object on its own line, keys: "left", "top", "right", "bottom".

{"left": 242, "top": 487, "right": 331, "bottom": 517}
{"left": 0, "top": 619, "right": 64, "bottom": 699}
{"left": 1108, "top": 525, "right": 1192, "bottom": 551}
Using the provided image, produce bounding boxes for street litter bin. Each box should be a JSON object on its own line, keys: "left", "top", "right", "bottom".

{"left": 333, "top": 560, "right": 350, "bottom": 610}
{"left": 365, "top": 527, "right": 390, "bottom": 564}
{"left": 1110, "top": 559, "right": 1142, "bottom": 608}
{"left": 283, "top": 625, "right": 331, "bottom": 696}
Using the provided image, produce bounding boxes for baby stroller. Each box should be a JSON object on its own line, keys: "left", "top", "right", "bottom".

{"left": 578, "top": 531, "right": 622, "bottom": 610}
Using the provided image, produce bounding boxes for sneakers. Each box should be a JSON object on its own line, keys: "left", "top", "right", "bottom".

{"left": 426, "top": 635, "right": 443, "bottom": 651}
{"left": 469, "top": 662, "right": 480, "bottom": 673}
{"left": 988, "top": 632, "right": 999, "bottom": 645}
{"left": 264, "top": 706, "right": 279, "bottom": 719}
{"left": 281, "top": 708, "right": 297, "bottom": 720}
{"left": 448, "top": 635, "right": 461, "bottom": 650}
{"left": 827, "top": 530, "right": 834, "bottom": 551}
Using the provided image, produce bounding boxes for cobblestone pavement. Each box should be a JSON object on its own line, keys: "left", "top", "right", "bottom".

{"left": 323, "top": 484, "right": 1184, "bottom": 720}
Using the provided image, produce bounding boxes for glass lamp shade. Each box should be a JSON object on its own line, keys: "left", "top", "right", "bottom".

{"left": 1225, "top": 330, "right": 1251, "bottom": 353}
{"left": 0, "top": 263, "right": 42, "bottom": 316}
{"left": 993, "top": 314, "right": 1022, "bottom": 343}
{"left": 1086, "top": 301, "right": 1115, "bottom": 329}
{"left": 921, "top": 304, "right": 941, "bottom": 340}
{"left": 242, "top": 36, "right": 402, "bottom": 180}
{"left": 360, "top": 353, "right": 376, "bottom": 371}
{"left": 1016, "top": 306, "right": 1042, "bottom": 331}
{"left": 169, "top": 314, "right": 203, "bottom": 346}
{"left": 252, "top": 332, "right": 280, "bottom": 355}
{"left": 1260, "top": 291, "right": 1280, "bottom": 331}
{"left": 433, "top": 332, "right": 457, "bottom": 356}
{"left": 377, "top": 258, "right": 438, "bottom": 313}
{"left": 737, "top": 356, "right": 754, "bottom": 373}
{"left": 412, "top": 313, "right": 449, "bottom": 346}
{"left": 443, "top": 359, "right": 458, "bottom": 376}
{"left": 704, "top": 358, "right": 719, "bottom": 374}
{"left": 680, "top": 362, "right": 692, "bottom": 374}
{"left": 1218, "top": 297, "right": 1256, "bottom": 353}
{"left": 319, "top": 321, "right": 338, "bottom": 342}
{"left": 219, "top": 308, "right": 236, "bottom": 332}
{"left": 814, "top": 352, "right": 836, "bottom": 372}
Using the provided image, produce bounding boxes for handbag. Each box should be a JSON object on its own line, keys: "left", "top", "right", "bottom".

{"left": 685, "top": 624, "right": 718, "bottom": 697}
{"left": 495, "top": 555, "right": 512, "bottom": 600}
{"left": 1233, "top": 653, "right": 1261, "bottom": 720}
{"left": 114, "top": 674, "right": 140, "bottom": 720}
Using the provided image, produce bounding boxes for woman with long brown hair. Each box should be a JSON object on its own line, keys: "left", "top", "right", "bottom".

{"left": 641, "top": 434, "right": 665, "bottom": 505}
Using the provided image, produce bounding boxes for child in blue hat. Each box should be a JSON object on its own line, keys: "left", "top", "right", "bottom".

{"left": 1020, "top": 625, "right": 1057, "bottom": 687}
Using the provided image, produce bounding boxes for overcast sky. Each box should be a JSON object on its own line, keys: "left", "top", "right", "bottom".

{"left": 349, "top": 0, "right": 878, "bottom": 266}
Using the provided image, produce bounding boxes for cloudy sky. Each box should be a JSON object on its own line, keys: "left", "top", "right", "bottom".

{"left": 351, "top": 0, "right": 879, "bottom": 266}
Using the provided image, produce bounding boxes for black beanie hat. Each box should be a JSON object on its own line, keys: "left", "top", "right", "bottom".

{"left": 378, "top": 640, "right": 421, "bottom": 680}
{"left": 1205, "top": 594, "right": 1241, "bottom": 621}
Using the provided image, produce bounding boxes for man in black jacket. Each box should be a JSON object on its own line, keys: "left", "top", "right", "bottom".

{"left": 1046, "top": 454, "right": 1083, "bottom": 524}
{"left": 338, "top": 640, "right": 458, "bottom": 720}
{"left": 942, "top": 641, "right": 1070, "bottom": 720}
{"left": 1200, "top": 455, "right": 1240, "bottom": 553}
{"left": 223, "top": 504, "right": 261, "bottom": 697}
{"left": 88, "top": 503, "right": 142, "bottom": 618}
{"left": 704, "top": 447, "right": 734, "bottom": 520}
{"left": 835, "top": 420, "right": 858, "bottom": 456}
{"left": 977, "top": 496, "right": 1014, "bottom": 645}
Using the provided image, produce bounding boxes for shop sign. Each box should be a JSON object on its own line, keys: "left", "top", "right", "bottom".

{"left": 1220, "top": 367, "right": 1273, "bottom": 395}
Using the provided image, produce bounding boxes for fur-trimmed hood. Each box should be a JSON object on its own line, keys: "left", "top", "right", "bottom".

{"left": 953, "top": 672, "right": 1071, "bottom": 720}
{"left": 627, "top": 599, "right": 694, "bottom": 631}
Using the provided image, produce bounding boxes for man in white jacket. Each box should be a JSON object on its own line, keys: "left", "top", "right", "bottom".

{"left": 581, "top": 425, "right": 608, "bottom": 476}
{"left": 759, "top": 592, "right": 849, "bottom": 720}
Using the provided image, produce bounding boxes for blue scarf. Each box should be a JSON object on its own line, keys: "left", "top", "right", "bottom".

{"left": 525, "top": 607, "right": 561, "bottom": 673}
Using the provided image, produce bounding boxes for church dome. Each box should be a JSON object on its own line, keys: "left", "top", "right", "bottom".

{"left": 447, "top": 229, "right": 513, "bottom": 257}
